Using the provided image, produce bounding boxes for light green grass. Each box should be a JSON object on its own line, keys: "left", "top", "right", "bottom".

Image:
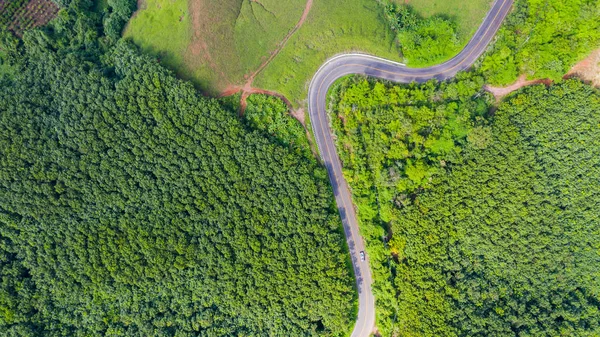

{"left": 123, "top": 0, "right": 491, "bottom": 100}
{"left": 233, "top": 0, "right": 306, "bottom": 76}
{"left": 402, "top": 0, "right": 492, "bottom": 39}
{"left": 254, "top": 0, "right": 399, "bottom": 106}
{"left": 125, "top": 0, "right": 305, "bottom": 93}
{"left": 123, "top": 0, "right": 191, "bottom": 81}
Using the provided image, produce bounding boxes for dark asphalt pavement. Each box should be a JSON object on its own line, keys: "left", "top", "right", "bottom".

{"left": 307, "top": 0, "right": 513, "bottom": 335}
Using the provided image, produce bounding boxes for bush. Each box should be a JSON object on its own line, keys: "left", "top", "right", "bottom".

{"left": 382, "top": 3, "right": 461, "bottom": 67}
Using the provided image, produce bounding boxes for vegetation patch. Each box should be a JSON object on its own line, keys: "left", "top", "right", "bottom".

{"left": 330, "top": 75, "right": 600, "bottom": 335}
{"left": 383, "top": 3, "right": 461, "bottom": 67}
{"left": 244, "top": 94, "right": 312, "bottom": 158}
{"left": 394, "top": 0, "right": 492, "bottom": 39}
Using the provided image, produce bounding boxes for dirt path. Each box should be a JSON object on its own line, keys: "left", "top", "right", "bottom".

{"left": 484, "top": 74, "right": 551, "bottom": 100}
{"left": 485, "top": 48, "right": 600, "bottom": 100}
{"left": 244, "top": 0, "right": 313, "bottom": 87}
{"left": 565, "top": 48, "right": 600, "bottom": 86}
{"left": 220, "top": 0, "right": 313, "bottom": 117}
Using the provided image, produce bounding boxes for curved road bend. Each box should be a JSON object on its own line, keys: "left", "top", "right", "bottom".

{"left": 307, "top": 0, "right": 513, "bottom": 336}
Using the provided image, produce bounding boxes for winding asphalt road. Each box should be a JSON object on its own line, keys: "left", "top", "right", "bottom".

{"left": 307, "top": 0, "right": 513, "bottom": 336}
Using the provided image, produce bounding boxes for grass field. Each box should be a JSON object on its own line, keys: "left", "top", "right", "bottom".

{"left": 125, "top": 0, "right": 306, "bottom": 94}
{"left": 123, "top": 0, "right": 191, "bottom": 83}
{"left": 400, "top": 0, "right": 492, "bottom": 39}
{"left": 124, "top": 0, "right": 491, "bottom": 100}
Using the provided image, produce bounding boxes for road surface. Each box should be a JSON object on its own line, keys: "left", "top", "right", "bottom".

{"left": 307, "top": 0, "right": 513, "bottom": 336}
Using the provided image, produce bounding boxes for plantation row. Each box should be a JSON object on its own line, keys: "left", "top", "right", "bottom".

{"left": 0, "top": 0, "right": 58, "bottom": 36}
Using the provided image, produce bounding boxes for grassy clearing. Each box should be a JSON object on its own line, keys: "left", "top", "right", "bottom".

{"left": 125, "top": 0, "right": 305, "bottom": 93}
{"left": 123, "top": 0, "right": 490, "bottom": 100}
{"left": 254, "top": 0, "right": 399, "bottom": 106}
{"left": 233, "top": 0, "right": 306, "bottom": 76}
{"left": 401, "top": 0, "right": 492, "bottom": 39}
{"left": 123, "top": 0, "right": 191, "bottom": 81}
{"left": 188, "top": 0, "right": 304, "bottom": 92}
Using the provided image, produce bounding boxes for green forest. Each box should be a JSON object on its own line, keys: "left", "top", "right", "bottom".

{"left": 0, "top": 1, "right": 356, "bottom": 336}
{"left": 2, "top": 0, "right": 600, "bottom": 336}
{"left": 330, "top": 78, "right": 600, "bottom": 335}
{"left": 482, "top": 0, "right": 600, "bottom": 84}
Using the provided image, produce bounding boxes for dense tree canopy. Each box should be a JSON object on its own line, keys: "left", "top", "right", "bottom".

{"left": 0, "top": 2, "right": 355, "bottom": 336}
{"left": 329, "top": 73, "right": 493, "bottom": 333}
{"left": 243, "top": 94, "right": 311, "bottom": 159}
{"left": 331, "top": 78, "right": 600, "bottom": 336}
{"left": 482, "top": 0, "right": 600, "bottom": 84}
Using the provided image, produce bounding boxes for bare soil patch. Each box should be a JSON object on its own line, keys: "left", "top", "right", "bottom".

{"left": 484, "top": 74, "right": 551, "bottom": 100}
{"left": 565, "top": 48, "right": 600, "bottom": 87}
{"left": 290, "top": 108, "right": 306, "bottom": 126}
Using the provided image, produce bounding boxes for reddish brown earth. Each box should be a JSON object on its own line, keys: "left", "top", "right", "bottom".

{"left": 220, "top": 0, "right": 313, "bottom": 119}
{"left": 484, "top": 74, "right": 552, "bottom": 100}
{"left": 565, "top": 48, "right": 600, "bottom": 87}
{"left": 485, "top": 49, "right": 600, "bottom": 99}
{"left": 290, "top": 108, "right": 306, "bottom": 126}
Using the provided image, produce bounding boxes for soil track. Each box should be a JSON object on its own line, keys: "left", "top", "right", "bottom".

{"left": 220, "top": 0, "right": 313, "bottom": 116}
{"left": 565, "top": 48, "right": 600, "bottom": 87}
{"left": 484, "top": 74, "right": 551, "bottom": 100}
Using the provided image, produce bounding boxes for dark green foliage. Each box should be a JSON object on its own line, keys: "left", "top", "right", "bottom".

{"left": 482, "top": 0, "right": 600, "bottom": 84}
{"left": 0, "top": 2, "right": 355, "bottom": 336}
{"left": 394, "top": 80, "right": 600, "bottom": 336}
{"left": 383, "top": 3, "right": 461, "bottom": 66}
{"left": 333, "top": 78, "right": 600, "bottom": 336}
{"left": 329, "top": 73, "right": 492, "bottom": 333}
{"left": 103, "top": 0, "right": 136, "bottom": 40}
{"left": 244, "top": 94, "right": 311, "bottom": 159}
